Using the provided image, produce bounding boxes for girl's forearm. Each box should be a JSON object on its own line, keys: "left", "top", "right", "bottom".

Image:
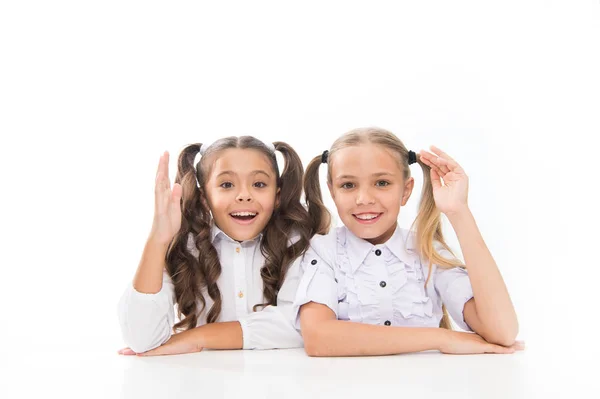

{"left": 303, "top": 319, "right": 446, "bottom": 357}
{"left": 132, "top": 236, "right": 169, "bottom": 294}
{"left": 192, "top": 322, "right": 243, "bottom": 350}
{"left": 447, "top": 208, "right": 519, "bottom": 345}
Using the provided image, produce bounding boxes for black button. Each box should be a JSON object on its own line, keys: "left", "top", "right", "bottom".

{"left": 375, "top": 249, "right": 382, "bottom": 256}
{"left": 334, "top": 278, "right": 338, "bottom": 283}
{"left": 384, "top": 320, "right": 391, "bottom": 326}
{"left": 379, "top": 281, "right": 387, "bottom": 288}
{"left": 311, "top": 259, "right": 317, "bottom": 265}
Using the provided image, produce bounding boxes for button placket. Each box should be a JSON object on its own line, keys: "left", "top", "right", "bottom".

{"left": 374, "top": 247, "right": 393, "bottom": 328}
{"left": 234, "top": 243, "right": 248, "bottom": 316}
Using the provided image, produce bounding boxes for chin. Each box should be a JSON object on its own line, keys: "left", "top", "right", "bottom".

{"left": 229, "top": 229, "right": 261, "bottom": 242}
{"left": 345, "top": 219, "right": 395, "bottom": 242}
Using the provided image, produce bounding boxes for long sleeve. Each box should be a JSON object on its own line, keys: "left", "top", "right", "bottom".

{"left": 238, "top": 255, "right": 305, "bottom": 350}
{"left": 117, "top": 270, "right": 176, "bottom": 353}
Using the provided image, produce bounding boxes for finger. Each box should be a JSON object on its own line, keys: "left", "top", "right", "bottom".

{"left": 164, "top": 151, "right": 171, "bottom": 190}
{"left": 429, "top": 146, "right": 461, "bottom": 169}
{"left": 418, "top": 152, "right": 446, "bottom": 178}
{"left": 418, "top": 149, "right": 438, "bottom": 164}
{"left": 511, "top": 340, "right": 526, "bottom": 351}
{"left": 435, "top": 158, "right": 466, "bottom": 176}
{"left": 117, "top": 347, "right": 136, "bottom": 356}
{"left": 137, "top": 346, "right": 165, "bottom": 357}
{"left": 487, "top": 344, "right": 515, "bottom": 354}
{"left": 429, "top": 146, "right": 456, "bottom": 162}
{"left": 155, "top": 164, "right": 169, "bottom": 193}
{"left": 155, "top": 152, "right": 165, "bottom": 179}
{"left": 156, "top": 152, "right": 172, "bottom": 189}
{"left": 430, "top": 168, "right": 442, "bottom": 191}
{"left": 155, "top": 178, "right": 169, "bottom": 213}
{"left": 164, "top": 151, "right": 170, "bottom": 176}
{"left": 170, "top": 183, "right": 183, "bottom": 217}
{"left": 426, "top": 156, "right": 451, "bottom": 175}
{"left": 172, "top": 183, "right": 182, "bottom": 202}
{"left": 439, "top": 172, "right": 462, "bottom": 184}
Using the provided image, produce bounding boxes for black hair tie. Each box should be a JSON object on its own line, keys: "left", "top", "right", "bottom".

{"left": 321, "top": 150, "right": 329, "bottom": 164}
{"left": 408, "top": 150, "right": 417, "bottom": 165}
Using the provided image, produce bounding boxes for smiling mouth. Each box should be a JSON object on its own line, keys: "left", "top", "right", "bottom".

{"left": 229, "top": 211, "right": 258, "bottom": 222}
{"left": 353, "top": 212, "right": 383, "bottom": 224}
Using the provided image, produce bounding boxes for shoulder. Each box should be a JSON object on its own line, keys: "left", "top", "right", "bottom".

{"left": 432, "top": 240, "right": 459, "bottom": 261}
{"left": 395, "top": 227, "right": 456, "bottom": 261}
{"left": 307, "top": 227, "right": 345, "bottom": 265}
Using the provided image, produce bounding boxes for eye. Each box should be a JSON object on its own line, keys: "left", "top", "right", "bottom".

{"left": 375, "top": 180, "right": 390, "bottom": 187}
{"left": 253, "top": 181, "right": 267, "bottom": 188}
{"left": 220, "top": 182, "right": 233, "bottom": 189}
{"left": 341, "top": 182, "right": 355, "bottom": 189}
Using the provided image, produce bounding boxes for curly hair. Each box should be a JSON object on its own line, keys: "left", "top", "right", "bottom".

{"left": 165, "top": 136, "right": 312, "bottom": 332}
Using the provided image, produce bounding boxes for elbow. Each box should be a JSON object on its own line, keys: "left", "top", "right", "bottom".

{"left": 302, "top": 328, "right": 329, "bottom": 357}
{"left": 490, "top": 334, "right": 516, "bottom": 348}
{"left": 119, "top": 319, "right": 169, "bottom": 354}
{"left": 304, "top": 344, "right": 328, "bottom": 357}
{"left": 122, "top": 330, "right": 164, "bottom": 354}
{"left": 128, "top": 341, "right": 156, "bottom": 355}
{"left": 486, "top": 322, "right": 519, "bottom": 347}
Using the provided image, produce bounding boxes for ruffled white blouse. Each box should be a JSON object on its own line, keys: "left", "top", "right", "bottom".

{"left": 293, "top": 225, "right": 474, "bottom": 330}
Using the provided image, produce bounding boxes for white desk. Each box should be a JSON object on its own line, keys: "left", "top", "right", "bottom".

{"left": 1, "top": 343, "right": 593, "bottom": 399}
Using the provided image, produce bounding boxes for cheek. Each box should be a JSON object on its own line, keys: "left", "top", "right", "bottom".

{"left": 206, "top": 191, "right": 229, "bottom": 212}
{"left": 383, "top": 192, "right": 402, "bottom": 210}
{"left": 332, "top": 192, "right": 352, "bottom": 210}
{"left": 257, "top": 189, "right": 278, "bottom": 210}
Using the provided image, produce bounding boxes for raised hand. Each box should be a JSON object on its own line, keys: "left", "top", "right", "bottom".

{"left": 418, "top": 146, "right": 469, "bottom": 216}
{"left": 150, "top": 151, "right": 183, "bottom": 246}
{"left": 440, "top": 330, "right": 524, "bottom": 355}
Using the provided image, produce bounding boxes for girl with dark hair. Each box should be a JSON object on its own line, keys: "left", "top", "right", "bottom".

{"left": 118, "top": 136, "right": 313, "bottom": 356}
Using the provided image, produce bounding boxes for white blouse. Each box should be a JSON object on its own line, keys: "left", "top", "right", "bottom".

{"left": 293, "top": 225, "right": 474, "bottom": 331}
{"left": 118, "top": 225, "right": 304, "bottom": 353}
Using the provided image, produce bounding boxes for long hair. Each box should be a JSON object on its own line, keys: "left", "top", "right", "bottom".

{"left": 166, "top": 136, "right": 312, "bottom": 332}
{"left": 303, "top": 127, "right": 462, "bottom": 329}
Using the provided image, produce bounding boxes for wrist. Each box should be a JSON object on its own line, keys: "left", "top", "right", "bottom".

{"left": 444, "top": 206, "right": 472, "bottom": 224}
{"left": 191, "top": 326, "right": 207, "bottom": 350}
{"left": 435, "top": 328, "right": 452, "bottom": 351}
{"left": 147, "top": 232, "right": 172, "bottom": 250}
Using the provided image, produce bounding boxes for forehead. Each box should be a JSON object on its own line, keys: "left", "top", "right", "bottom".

{"left": 207, "top": 148, "right": 275, "bottom": 176}
{"left": 331, "top": 143, "right": 403, "bottom": 177}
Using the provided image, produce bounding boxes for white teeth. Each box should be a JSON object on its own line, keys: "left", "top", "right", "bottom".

{"left": 231, "top": 211, "right": 257, "bottom": 217}
{"left": 355, "top": 213, "right": 379, "bottom": 220}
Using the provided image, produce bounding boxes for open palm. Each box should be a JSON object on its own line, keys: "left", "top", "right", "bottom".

{"left": 151, "top": 151, "right": 183, "bottom": 245}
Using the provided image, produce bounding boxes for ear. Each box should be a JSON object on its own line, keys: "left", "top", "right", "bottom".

{"left": 401, "top": 177, "right": 414, "bottom": 206}
{"left": 275, "top": 187, "right": 281, "bottom": 208}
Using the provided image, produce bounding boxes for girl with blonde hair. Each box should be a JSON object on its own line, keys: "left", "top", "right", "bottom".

{"left": 295, "top": 127, "right": 522, "bottom": 356}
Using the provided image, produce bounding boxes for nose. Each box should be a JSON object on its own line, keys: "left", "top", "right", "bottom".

{"left": 236, "top": 187, "right": 253, "bottom": 202}
{"left": 356, "top": 187, "right": 375, "bottom": 205}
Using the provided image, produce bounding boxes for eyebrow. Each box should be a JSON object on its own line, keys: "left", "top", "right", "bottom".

{"left": 334, "top": 172, "right": 395, "bottom": 180}
{"left": 216, "top": 170, "right": 272, "bottom": 179}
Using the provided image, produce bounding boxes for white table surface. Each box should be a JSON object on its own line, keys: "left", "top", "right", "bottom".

{"left": 1, "top": 341, "right": 595, "bottom": 399}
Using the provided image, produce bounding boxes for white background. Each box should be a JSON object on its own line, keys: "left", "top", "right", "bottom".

{"left": 0, "top": 1, "right": 598, "bottom": 397}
